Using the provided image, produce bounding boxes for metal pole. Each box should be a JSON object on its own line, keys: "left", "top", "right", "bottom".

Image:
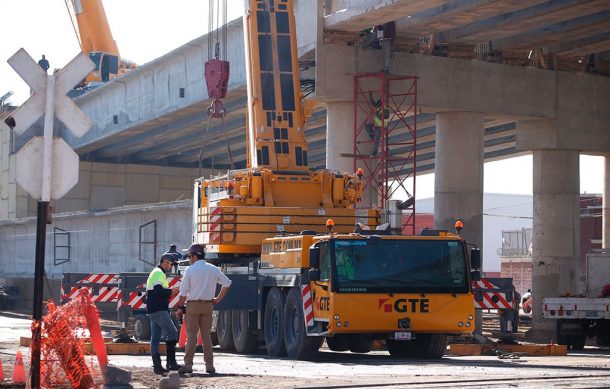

{"left": 31, "top": 72, "right": 55, "bottom": 389}
{"left": 31, "top": 201, "right": 49, "bottom": 389}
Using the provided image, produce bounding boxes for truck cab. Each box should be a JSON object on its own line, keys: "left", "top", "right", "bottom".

{"left": 259, "top": 227, "right": 479, "bottom": 359}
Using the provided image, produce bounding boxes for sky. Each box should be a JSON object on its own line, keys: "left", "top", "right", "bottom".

{"left": 1, "top": 0, "right": 605, "bottom": 198}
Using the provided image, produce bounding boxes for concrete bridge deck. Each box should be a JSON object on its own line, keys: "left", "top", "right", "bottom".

{"left": 12, "top": 0, "right": 609, "bottom": 173}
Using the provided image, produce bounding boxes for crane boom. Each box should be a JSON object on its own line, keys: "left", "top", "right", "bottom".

{"left": 243, "top": 0, "right": 308, "bottom": 172}
{"left": 68, "top": 0, "right": 135, "bottom": 83}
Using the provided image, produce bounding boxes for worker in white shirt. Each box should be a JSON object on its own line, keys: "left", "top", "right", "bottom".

{"left": 177, "top": 243, "right": 231, "bottom": 374}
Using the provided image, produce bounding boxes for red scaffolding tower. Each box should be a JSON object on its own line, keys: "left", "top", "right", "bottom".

{"left": 353, "top": 73, "right": 417, "bottom": 234}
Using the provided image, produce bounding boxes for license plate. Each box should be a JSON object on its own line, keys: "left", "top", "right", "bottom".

{"left": 585, "top": 311, "right": 600, "bottom": 318}
{"left": 394, "top": 331, "right": 411, "bottom": 340}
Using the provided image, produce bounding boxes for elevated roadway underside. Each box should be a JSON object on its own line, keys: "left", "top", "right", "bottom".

{"left": 16, "top": 0, "right": 609, "bottom": 174}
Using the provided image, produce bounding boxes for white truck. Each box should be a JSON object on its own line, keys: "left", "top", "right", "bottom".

{"left": 542, "top": 250, "right": 610, "bottom": 349}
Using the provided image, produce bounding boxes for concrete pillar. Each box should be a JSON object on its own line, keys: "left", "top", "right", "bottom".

{"left": 325, "top": 101, "right": 355, "bottom": 172}
{"left": 434, "top": 112, "right": 484, "bottom": 249}
{"left": 434, "top": 111, "right": 484, "bottom": 337}
{"left": 531, "top": 149, "right": 580, "bottom": 331}
{"left": 602, "top": 155, "right": 610, "bottom": 249}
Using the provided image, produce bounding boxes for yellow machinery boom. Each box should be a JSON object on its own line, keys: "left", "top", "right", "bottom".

{"left": 192, "top": 0, "right": 477, "bottom": 361}
{"left": 193, "top": 0, "right": 376, "bottom": 257}
{"left": 67, "top": 0, "right": 135, "bottom": 83}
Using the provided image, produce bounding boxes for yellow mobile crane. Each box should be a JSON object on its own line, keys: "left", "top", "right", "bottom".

{"left": 193, "top": 0, "right": 478, "bottom": 359}
{"left": 65, "top": 0, "right": 136, "bottom": 83}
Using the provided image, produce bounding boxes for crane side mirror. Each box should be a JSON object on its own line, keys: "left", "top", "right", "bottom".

{"left": 308, "top": 268, "right": 320, "bottom": 282}
{"left": 470, "top": 270, "right": 481, "bottom": 282}
{"left": 470, "top": 248, "right": 481, "bottom": 270}
{"left": 309, "top": 246, "right": 320, "bottom": 268}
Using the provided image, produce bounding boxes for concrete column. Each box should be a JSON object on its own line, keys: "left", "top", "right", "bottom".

{"left": 531, "top": 149, "right": 580, "bottom": 331}
{"left": 602, "top": 155, "right": 610, "bottom": 249}
{"left": 325, "top": 101, "right": 355, "bottom": 172}
{"left": 434, "top": 112, "right": 484, "bottom": 249}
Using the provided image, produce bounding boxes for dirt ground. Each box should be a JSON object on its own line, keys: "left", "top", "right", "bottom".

{"left": 2, "top": 311, "right": 610, "bottom": 389}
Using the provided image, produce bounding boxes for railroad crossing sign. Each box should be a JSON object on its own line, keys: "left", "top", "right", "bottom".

{"left": 4, "top": 48, "right": 94, "bottom": 200}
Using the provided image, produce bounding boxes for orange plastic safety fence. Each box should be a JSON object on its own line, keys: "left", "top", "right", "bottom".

{"left": 32, "top": 292, "right": 103, "bottom": 388}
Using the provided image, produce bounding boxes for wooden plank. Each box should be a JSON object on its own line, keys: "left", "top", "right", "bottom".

{"left": 19, "top": 336, "right": 162, "bottom": 355}
{"left": 19, "top": 336, "right": 113, "bottom": 347}
{"left": 84, "top": 342, "right": 165, "bottom": 356}
{"left": 449, "top": 343, "right": 568, "bottom": 356}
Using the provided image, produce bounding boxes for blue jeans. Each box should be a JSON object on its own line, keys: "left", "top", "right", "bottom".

{"left": 148, "top": 310, "right": 178, "bottom": 355}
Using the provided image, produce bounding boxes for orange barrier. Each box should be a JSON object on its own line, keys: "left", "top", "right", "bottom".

{"left": 178, "top": 317, "right": 203, "bottom": 348}
{"left": 12, "top": 351, "right": 25, "bottom": 384}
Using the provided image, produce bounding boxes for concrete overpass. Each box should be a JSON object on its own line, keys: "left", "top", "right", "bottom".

{"left": 2, "top": 0, "right": 610, "bottom": 331}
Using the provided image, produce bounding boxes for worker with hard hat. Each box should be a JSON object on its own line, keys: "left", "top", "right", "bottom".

{"left": 177, "top": 243, "right": 232, "bottom": 375}
{"left": 146, "top": 253, "right": 181, "bottom": 375}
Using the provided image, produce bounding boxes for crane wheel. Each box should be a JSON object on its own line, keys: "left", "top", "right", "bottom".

{"left": 348, "top": 335, "right": 373, "bottom": 353}
{"left": 133, "top": 315, "right": 151, "bottom": 341}
{"left": 283, "top": 288, "right": 322, "bottom": 360}
{"left": 264, "top": 288, "right": 286, "bottom": 356}
{"left": 232, "top": 310, "right": 258, "bottom": 353}
{"left": 326, "top": 335, "right": 349, "bottom": 352}
{"left": 217, "top": 310, "right": 235, "bottom": 351}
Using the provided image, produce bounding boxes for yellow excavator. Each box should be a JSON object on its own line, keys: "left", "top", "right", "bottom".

{"left": 64, "top": 0, "right": 136, "bottom": 84}
{"left": 192, "top": 0, "right": 479, "bottom": 359}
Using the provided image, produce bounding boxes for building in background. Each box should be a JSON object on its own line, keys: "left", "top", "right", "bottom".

{"left": 500, "top": 195, "right": 602, "bottom": 295}
{"left": 500, "top": 228, "right": 532, "bottom": 295}
{"left": 417, "top": 194, "right": 533, "bottom": 273}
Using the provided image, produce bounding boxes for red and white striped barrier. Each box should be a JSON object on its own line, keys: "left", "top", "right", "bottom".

{"left": 61, "top": 274, "right": 119, "bottom": 303}
{"left": 472, "top": 278, "right": 512, "bottom": 309}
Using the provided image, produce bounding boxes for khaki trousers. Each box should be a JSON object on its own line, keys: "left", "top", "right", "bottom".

{"left": 183, "top": 301, "right": 214, "bottom": 369}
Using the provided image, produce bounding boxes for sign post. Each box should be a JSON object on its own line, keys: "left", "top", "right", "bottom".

{"left": 4, "top": 48, "right": 94, "bottom": 388}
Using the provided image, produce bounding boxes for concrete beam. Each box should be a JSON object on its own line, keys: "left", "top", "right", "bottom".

{"left": 324, "top": 0, "right": 450, "bottom": 32}
{"left": 316, "top": 44, "right": 610, "bottom": 152}
{"left": 394, "top": 0, "right": 547, "bottom": 37}
{"left": 539, "top": 31, "right": 610, "bottom": 57}
{"left": 438, "top": 0, "right": 610, "bottom": 43}
{"left": 492, "top": 12, "right": 610, "bottom": 51}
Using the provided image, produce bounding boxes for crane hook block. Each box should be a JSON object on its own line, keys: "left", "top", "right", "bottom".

{"left": 205, "top": 59, "right": 230, "bottom": 100}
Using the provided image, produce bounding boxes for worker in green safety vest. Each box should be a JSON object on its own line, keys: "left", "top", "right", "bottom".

{"left": 146, "top": 253, "right": 181, "bottom": 375}
{"left": 365, "top": 91, "right": 389, "bottom": 156}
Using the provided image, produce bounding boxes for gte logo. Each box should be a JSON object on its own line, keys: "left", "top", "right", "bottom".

{"left": 378, "top": 298, "right": 430, "bottom": 313}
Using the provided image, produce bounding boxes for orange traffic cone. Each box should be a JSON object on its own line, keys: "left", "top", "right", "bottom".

{"left": 0, "top": 356, "right": 4, "bottom": 381}
{"left": 178, "top": 317, "right": 203, "bottom": 348}
{"left": 12, "top": 351, "right": 25, "bottom": 384}
{"left": 178, "top": 322, "right": 187, "bottom": 348}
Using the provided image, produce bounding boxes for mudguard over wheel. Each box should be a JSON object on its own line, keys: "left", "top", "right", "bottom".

{"left": 232, "top": 310, "right": 258, "bottom": 353}
{"left": 387, "top": 333, "right": 447, "bottom": 359}
{"left": 264, "top": 288, "right": 286, "bottom": 356}
{"left": 133, "top": 315, "right": 151, "bottom": 340}
{"left": 284, "top": 288, "right": 321, "bottom": 359}
{"left": 217, "top": 310, "right": 235, "bottom": 351}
